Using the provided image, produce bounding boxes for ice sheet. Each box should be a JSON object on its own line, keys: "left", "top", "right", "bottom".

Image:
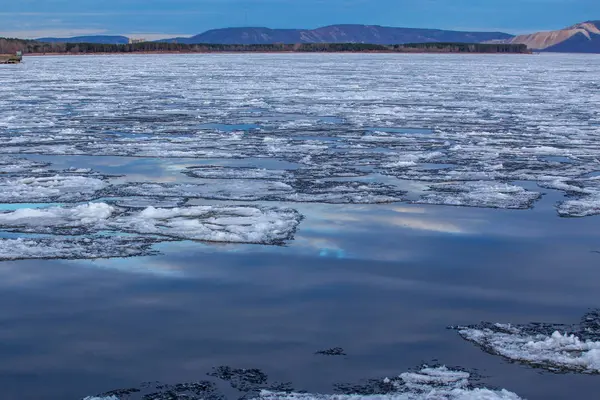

{"left": 2, "top": 54, "right": 600, "bottom": 216}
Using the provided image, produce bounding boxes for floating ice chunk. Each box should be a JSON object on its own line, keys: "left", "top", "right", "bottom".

{"left": 110, "top": 181, "right": 294, "bottom": 201}
{"left": 0, "top": 175, "right": 107, "bottom": 203}
{"left": 0, "top": 203, "right": 301, "bottom": 246}
{"left": 260, "top": 366, "right": 522, "bottom": 400}
{"left": 185, "top": 166, "right": 290, "bottom": 180}
{"left": 0, "top": 203, "right": 115, "bottom": 235}
{"left": 184, "top": 165, "right": 366, "bottom": 181}
{"left": 108, "top": 197, "right": 187, "bottom": 209}
{"left": 114, "top": 205, "right": 302, "bottom": 244}
{"left": 0, "top": 155, "right": 49, "bottom": 174}
{"left": 283, "top": 181, "right": 405, "bottom": 204}
{"left": 0, "top": 236, "right": 158, "bottom": 261}
{"left": 110, "top": 180, "right": 403, "bottom": 204}
{"left": 82, "top": 397, "right": 119, "bottom": 400}
{"left": 557, "top": 195, "right": 600, "bottom": 217}
{"left": 456, "top": 311, "right": 600, "bottom": 374}
{"left": 418, "top": 181, "right": 540, "bottom": 209}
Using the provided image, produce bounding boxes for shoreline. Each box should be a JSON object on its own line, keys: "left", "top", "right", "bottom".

{"left": 24, "top": 50, "right": 532, "bottom": 56}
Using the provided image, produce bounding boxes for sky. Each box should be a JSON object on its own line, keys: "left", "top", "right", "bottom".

{"left": 0, "top": 0, "right": 599, "bottom": 39}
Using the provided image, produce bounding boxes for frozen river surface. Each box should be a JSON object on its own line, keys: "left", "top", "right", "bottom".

{"left": 1, "top": 54, "right": 600, "bottom": 399}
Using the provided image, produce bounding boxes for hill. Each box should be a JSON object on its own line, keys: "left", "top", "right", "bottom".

{"left": 36, "top": 35, "right": 129, "bottom": 44}
{"left": 502, "top": 21, "right": 600, "bottom": 52}
{"left": 161, "top": 25, "right": 514, "bottom": 45}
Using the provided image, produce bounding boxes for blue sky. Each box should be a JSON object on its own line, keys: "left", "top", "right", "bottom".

{"left": 0, "top": 0, "right": 598, "bottom": 39}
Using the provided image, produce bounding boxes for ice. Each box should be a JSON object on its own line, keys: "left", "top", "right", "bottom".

{"left": 110, "top": 180, "right": 404, "bottom": 204}
{"left": 82, "top": 365, "right": 522, "bottom": 400}
{"left": 108, "top": 196, "right": 187, "bottom": 209}
{"left": 185, "top": 165, "right": 367, "bottom": 181}
{"left": 0, "top": 203, "right": 115, "bottom": 235}
{"left": 558, "top": 195, "right": 600, "bottom": 217}
{"left": 0, "top": 236, "right": 159, "bottom": 261}
{"left": 0, "top": 175, "right": 108, "bottom": 203}
{"left": 82, "top": 397, "right": 119, "bottom": 400}
{"left": 114, "top": 205, "right": 302, "bottom": 244}
{"left": 2, "top": 54, "right": 600, "bottom": 222}
{"left": 0, "top": 203, "right": 302, "bottom": 245}
{"left": 259, "top": 366, "right": 522, "bottom": 400}
{"left": 456, "top": 310, "right": 600, "bottom": 373}
{"left": 417, "top": 181, "right": 540, "bottom": 209}
{"left": 185, "top": 166, "right": 291, "bottom": 180}
{"left": 0, "top": 155, "right": 49, "bottom": 174}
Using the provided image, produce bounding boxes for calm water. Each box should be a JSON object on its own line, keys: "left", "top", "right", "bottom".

{"left": 1, "top": 54, "right": 600, "bottom": 399}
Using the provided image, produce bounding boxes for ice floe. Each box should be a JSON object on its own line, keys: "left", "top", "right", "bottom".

{"left": 113, "top": 205, "right": 301, "bottom": 244}
{"left": 82, "top": 366, "right": 522, "bottom": 400}
{"left": 0, "top": 203, "right": 302, "bottom": 247}
{"left": 0, "top": 175, "right": 108, "bottom": 203}
{"left": 0, "top": 236, "right": 159, "bottom": 261}
{"left": 456, "top": 310, "right": 600, "bottom": 374}
{"left": 108, "top": 180, "right": 404, "bottom": 204}
{"left": 417, "top": 181, "right": 541, "bottom": 209}
{"left": 261, "top": 366, "right": 522, "bottom": 399}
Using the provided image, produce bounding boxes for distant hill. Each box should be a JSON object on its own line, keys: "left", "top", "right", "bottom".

{"left": 36, "top": 35, "right": 129, "bottom": 44}
{"left": 160, "top": 25, "right": 513, "bottom": 45}
{"left": 499, "top": 21, "right": 600, "bottom": 53}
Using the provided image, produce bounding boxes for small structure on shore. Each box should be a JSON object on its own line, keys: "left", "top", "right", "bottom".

{"left": 0, "top": 51, "right": 22, "bottom": 64}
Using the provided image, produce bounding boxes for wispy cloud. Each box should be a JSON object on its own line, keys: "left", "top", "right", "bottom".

{"left": 0, "top": 28, "right": 108, "bottom": 39}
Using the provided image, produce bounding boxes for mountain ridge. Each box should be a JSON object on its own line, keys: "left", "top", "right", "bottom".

{"left": 159, "top": 24, "right": 513, "bottom": 45}
{"left": 34, "top": 21, "right": 600, "bottom": 53}
{"left": 501, "top": 21, "right": 600, "bottom": 52}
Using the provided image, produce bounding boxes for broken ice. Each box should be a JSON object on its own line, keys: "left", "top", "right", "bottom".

{"left": 456, "top": 310, "right": 600, "bottom": 374}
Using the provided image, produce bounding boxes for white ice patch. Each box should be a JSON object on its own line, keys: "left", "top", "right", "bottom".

{"left": 108, "top": 196, "right": 187, "bottom": 209}
{"left": 110, "top": 181, "right": 404, "bottom": 204}
{"left": 557, "top": 195, "right": 600, "bottom": 217}
{"left": 82, "top": 397, "right": 119, "bottom": 400}
{"left": 0, "top": 155, "right": 49, "bottom": 174}
{"left": 0, "top": 175, "right": 107, "bottom": 203}
{"left": 0, "top": 236, "right": 158, "bottom": 261}
{"left": 0, "top": 203, "right": 115, "bottom": 235}
{"left": 259, "top": 366, "right": 522, "bottom": 400}
{"left": 0, "top": 203, "right": 302, "bottom": 245}
{"left": 417, "top": 181, "right": 540, "bottom": 209}
{"left": 185, "top": 166, "right": 291, "bottom": 180}
{"left": 114, "top": 205, "right": 301, "bottom": 244}
{"left": 458, "top": 319, "right": 600, "bottom": 374}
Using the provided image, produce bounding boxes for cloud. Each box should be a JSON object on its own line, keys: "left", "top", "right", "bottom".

{"left": 0, "top": 28, "right": 108, "bottom": 39}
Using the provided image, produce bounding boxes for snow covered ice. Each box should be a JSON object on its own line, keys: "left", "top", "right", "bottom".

{"left": 0, "top": 203, "right": 302, "bottom": 249}
{"left": 417, "top": 181, "right": 541, "bottom": 209}
{"left": 456, "top": 310, "right": 600, "bottom": 374}
{"left": 0, "top": 236, "right": 160, "bottom": 261}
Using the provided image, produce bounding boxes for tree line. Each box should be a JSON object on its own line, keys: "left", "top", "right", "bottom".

{"left": 0, "top": 38, "right": 530, "bottom": 54}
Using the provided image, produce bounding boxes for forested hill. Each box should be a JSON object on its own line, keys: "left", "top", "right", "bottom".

{"left": 0, "top": 40, "right": 530, "bottom": 54}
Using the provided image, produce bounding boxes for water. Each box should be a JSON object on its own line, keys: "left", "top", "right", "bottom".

{"left": 1, "top": 54, "right": 600, "bottom": 399}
